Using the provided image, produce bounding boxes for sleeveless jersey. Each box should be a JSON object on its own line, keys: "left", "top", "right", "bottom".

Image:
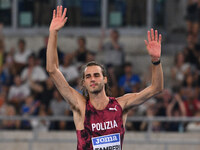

{"left": 76, "top": 97, "right": 125, "bottom": 150}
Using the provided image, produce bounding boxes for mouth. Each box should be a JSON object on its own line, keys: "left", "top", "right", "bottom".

{"left": 90, "top": 83, "right": 97, "bottom": 87}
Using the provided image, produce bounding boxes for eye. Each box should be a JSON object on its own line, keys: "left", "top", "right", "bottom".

{"left": 94, "top": 73, "right": 100, "bottom": 77}
{"left": 85, "top": 75, "right": 91, "bottom": 79}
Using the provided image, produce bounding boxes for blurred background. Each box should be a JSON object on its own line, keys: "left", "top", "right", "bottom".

{"left": 0, "top": 0, "right": 200, "bottom": 150}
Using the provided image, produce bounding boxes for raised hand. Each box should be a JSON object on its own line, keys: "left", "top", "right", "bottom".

{"left": 144, "top": 28, "right": 162, "bottom": 62}
{"left": 49, "top": 6, "right": 67, "bottom": 32}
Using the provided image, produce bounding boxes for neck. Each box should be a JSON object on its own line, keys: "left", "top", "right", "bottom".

{"left": 57, "top": 98, "right": 62, "bottom": 102}
{"left": 126, "top": 73, "right": 132, "bottom": 78}
{"left": 63, "top": 63, "right": 69, "bottom": 67}
{"left": 79, "top": 47, "right": 86, "bottom": 52}
{"left": 89, "top": 90, "right": 109, "bottom": 110}
{"left": 177, "top": 63, "right": 182, "bottom": 68}
{"left": 20, "top": 49, "right": 25, "bottom": 53}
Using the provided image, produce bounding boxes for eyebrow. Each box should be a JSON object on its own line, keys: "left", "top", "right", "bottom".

{"left": 94, "top": 73, "right": 100, "bottom": 76}
{"left": 85, "top": 72, "right": 101, "bottom": 77}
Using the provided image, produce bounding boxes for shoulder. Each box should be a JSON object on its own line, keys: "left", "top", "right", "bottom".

{"left": 131, "top": 74, "right": 141, "bottom": 81}
{"left": 116, "top": 93, "right": 137, "bottom": 102}
{"left": 108, "top": 97, "right": 124, "bottom": 112}
{"left": 9, "top": 86, "right": 16, "bottom": 92}
{"left": 116, "top": 93, "right": 137, "bottom": 109}
{"left": 25, "top": 49, "right": 32, "bottom": 54}
{"left": 34, "top": 66, "right": 45, "bottom": 71}
{"left": 50, "top": 100, "right": 56, "bottom": 105}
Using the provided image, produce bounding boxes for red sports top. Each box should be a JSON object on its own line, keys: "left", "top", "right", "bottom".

{"left": 76, "top": 97, "right": 125, "bottom": 150}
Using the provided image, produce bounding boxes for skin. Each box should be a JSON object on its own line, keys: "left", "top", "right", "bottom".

{"left": 46, "top": 6, "right": 164, "bottom": 130}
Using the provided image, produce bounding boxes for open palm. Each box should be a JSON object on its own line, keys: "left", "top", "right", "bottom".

{"left": 49, "top": 6, "right": 67, "bottom": 31}
{"left": 145, "top": 29, "right": 162, "bottom": 60}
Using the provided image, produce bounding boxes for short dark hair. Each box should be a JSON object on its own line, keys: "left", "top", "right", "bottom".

{"left": 80, "top": 61, "right": 111, "bottom": 100}
{"left": 124, "top": 62, "right": 132, "bottom": 68}
{"left": 112, "top": 29, "right": 119, "bottom": 35}
{"left": 28, "top": 53, "right": 36, "bottom": 59}
{"left": 78, "top": 36, "right": 86, "bottom": 44}
{"left": 18, "top": 39, "right": 25, "bottom": 45}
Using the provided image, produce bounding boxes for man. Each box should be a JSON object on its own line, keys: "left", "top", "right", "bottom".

{"left": 14, "top": 39, "right": 32, "bottom": 73}
{"left": 118, "top": 62, "right": 141, "bottom": 95}
{"left": 99, "top": 28, "right": 125, "bottom": 67}
{"left": 46, "top": 6, "right": 163, "bottom": 150}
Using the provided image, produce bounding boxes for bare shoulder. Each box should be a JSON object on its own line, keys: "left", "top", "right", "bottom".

{"left": 116, "top": 93, "right": 137, "bottom": 109}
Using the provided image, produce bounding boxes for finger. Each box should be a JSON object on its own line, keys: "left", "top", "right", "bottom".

{"left": 62, "top": 8, "right": 67, "bottom": 20}
{"left": 56, "top": 6, "right": 59, "bottom": 17}
{"left": 159, "top": 34, "right": 162, "bottom": 44}
{"left": 144, "top": 40, "right": 148, "bottom": 46}
{"left": 60, "top": 5, "right": 63, "bottom": 17}
{"left": 61, "top": 17, "right": 68, "bottom": 27}
{"left": 63, "top": 17, "right": 68, "bottom": 24}
{"left": 147, "top": 31, "right": 151, "bottom": 42}
{"left": 155, "top": 30, "right": 158, "bottom": 42}
{"left": 151, "top": 28, "right": 154, "bottom": 41}
{"left": 53, "top": 9, "right": 56, "bottom": 19}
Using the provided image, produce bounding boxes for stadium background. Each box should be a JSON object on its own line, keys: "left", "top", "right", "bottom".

{"left": 0, "top": 0, "right": 200, "bottom": 150}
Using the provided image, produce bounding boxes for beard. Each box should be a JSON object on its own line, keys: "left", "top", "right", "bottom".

{"left": 90, "top": 83, "right": 104, "bottom": 95}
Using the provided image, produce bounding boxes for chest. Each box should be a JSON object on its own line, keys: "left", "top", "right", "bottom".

{"left": 84, "top": 105, "right": 123, "bottom": 134}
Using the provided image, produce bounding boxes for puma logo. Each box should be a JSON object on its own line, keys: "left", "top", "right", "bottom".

{"left": 109, "top": 105, "right": 117, "bottom": 111}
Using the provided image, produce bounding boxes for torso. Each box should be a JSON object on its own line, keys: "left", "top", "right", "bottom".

{"left": 76, "top": 97, "right": 125, "bottom": 150}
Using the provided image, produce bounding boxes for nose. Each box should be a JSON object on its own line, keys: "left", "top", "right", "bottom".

{"left": 90, "top": 76, "right": 96, "bottom": 82}
{"left": 91, "top": 76, "right": 95, "bottom": 81}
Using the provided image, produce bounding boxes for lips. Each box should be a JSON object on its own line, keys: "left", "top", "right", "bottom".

{"left": 90, "top": 83, "right": 97, "bottom": 87}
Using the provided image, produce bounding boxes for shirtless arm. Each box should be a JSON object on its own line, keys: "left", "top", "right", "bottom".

{"left": 46, "top": 6, "right": 85, "bottom": 114}
{"left": 117, "top": 29, "right": 164, "bottom": 114}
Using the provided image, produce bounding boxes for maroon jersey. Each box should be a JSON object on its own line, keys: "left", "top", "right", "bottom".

{"left": 76, "top": 97, "right": 125, "bottom": 150}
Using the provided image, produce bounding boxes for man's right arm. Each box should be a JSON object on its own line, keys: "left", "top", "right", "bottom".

{"left": 46, "top": 6, "right": 85, "bottom": 113}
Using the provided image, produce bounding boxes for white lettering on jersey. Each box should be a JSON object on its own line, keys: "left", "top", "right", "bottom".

{"left": 92, "top": 133, "right": 121, "bottom": 150}
{"left": 91, "top": 120, "right": 118, "bottom": 131}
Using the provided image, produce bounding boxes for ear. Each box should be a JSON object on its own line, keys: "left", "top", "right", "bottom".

{"left": 103, "top": 76, "right": 108, "bottom": 84}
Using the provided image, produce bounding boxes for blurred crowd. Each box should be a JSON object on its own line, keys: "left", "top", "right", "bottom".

{"left": 0, "top": 0, "right": 200, "bottom": 132}
{"left": 0, "top": 27, "right": 138, "bottom": 131}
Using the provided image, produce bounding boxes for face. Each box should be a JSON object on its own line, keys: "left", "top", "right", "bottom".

{"left": 78, "top": 39, "right": 85, "bottom": 48}
{"left": 177, "top": 53, "right": 184, "bottom": 64}
{"left": 14, "top": 76, "right": 21, "bottom": 86}
{"left": 26, "top": 96, "right": 33, "bottom": 105}
{"left": 186, "top": 74, "right": 193, "bottom": 85}
{"left": 46, "top": 77, "right": 54, "bottom": 88}
{"left": 187, "top": 34, "right": 195, "bottom": 48}
{"left": 86, "top": 53, "right": 95, "bottom": 62}
{"left": 28, "top": 57, "right": 35, "bottom": 66}
{"left": 124, "top": 65, "right": 132, "bottom": 74}
{"left": 83, "top": 66, "right": 107, "bottom": 95}
{"left": 173, "top": 110, "right": 180, "bottom": 117}
{"left": 53, "top": 90, "right": 62, "bottom": 100}
{"left": 7, "top": 106, "right": 16, "bottom": 116}
{"left": 110, "top": 30, "right": 119, "bottom": 41}
{"left": 63, "top": 54, "right": 73, "bottom": 66}
{"left": 18, "top": 41, "right": 25, "bottom": 51}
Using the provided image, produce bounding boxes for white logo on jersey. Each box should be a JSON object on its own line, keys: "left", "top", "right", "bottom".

{"left": 91, "top": 120, "right": 118, "bottom": 131}
{"left": 109, "top": 105, "right": 117, "bottom": 111}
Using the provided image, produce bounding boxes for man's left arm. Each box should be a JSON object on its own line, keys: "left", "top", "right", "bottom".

{"left": 117, "top": 29, "right": 164, "bottom": 111}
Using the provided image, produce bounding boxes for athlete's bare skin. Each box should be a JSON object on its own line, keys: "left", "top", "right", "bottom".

{"left": 46, "top": 6, "right": 163, "bottom": 130}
